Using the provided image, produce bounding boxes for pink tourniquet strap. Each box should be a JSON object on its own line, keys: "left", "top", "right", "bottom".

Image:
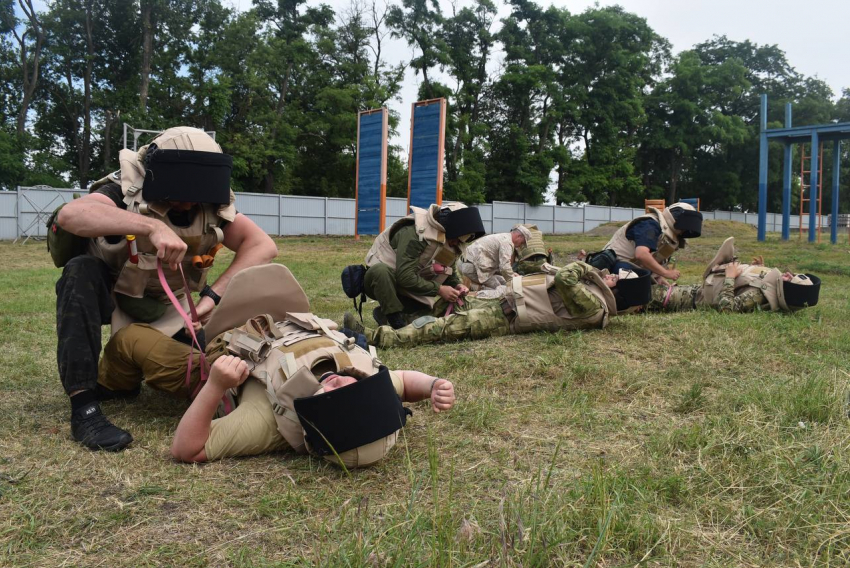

{"left": 662, "top": 285, "right": 675, "bottom": 308}
{"left": 156, "top": 260, "right": 212, "bottom": 400}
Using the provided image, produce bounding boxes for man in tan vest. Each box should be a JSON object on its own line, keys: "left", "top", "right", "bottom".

{"left": 602, "top": 202, "right": 703, "bottom": 284}
{"left": 459, "top": 224, "right": 529, "bottom": 290}
{"left": 646, "top": 237, "right": 821, "bottom": 313}
{"left": 54, "top": 127, "right": 278, "bottom": 452}
{"left": 95, "top": 264, "right": 455, "bottom": 467}
{"left": 343, "top": 262, "right": 652, "bottom": 348}
{"left": 363, "top": 202, "right": 485, "bottom": 329}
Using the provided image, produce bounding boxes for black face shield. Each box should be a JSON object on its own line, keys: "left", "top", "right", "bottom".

{"left": 669, "top": 208, "right": 703, "bottom": 239}
{"left": 142, "top": 145, "right": 233, "bottom": 205}
{"left": 294, "top": 367, "right": 410, "bottom": 456}
{"left": 438, "top": 207, "right": 486, "bottom": 242}
{"left": 782, "top": 274, "right": 821, "bottom": 308}
{"left": 614, "top": 267, "right": 652, "bottom": 311}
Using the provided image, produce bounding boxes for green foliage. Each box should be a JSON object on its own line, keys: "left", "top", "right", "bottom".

{"left": 0, "top": 0, "right": 844, "bottom": 213}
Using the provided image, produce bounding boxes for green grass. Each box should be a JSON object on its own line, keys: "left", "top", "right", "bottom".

{"left": 1, "top": 224, "right": 850, "bottom": 566}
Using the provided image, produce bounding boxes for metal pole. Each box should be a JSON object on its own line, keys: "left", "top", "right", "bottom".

{"left": 757, "top": 94, "right": 768, "bottom": 241}
{"left": 809, "top": 131, "right": 819, "bottom": 242}
{"left": 832, "top": 140, "right": 841, "bottom": 244}
{"left": 781, "top": 103, "right": 792, "bottom": 240}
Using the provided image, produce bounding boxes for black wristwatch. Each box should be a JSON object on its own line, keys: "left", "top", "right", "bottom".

{"left": 200, "top": 284, "right": 221, "bottom": 305}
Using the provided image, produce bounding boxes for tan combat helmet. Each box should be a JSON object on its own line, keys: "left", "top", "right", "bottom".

{"left": 664, "top": 202, "right": 703, "bottom": 238}
{"left": 436, "top": 202, "right": 486, "bottom": 242}
{"left": 298, "top": 366, "right": 410, "bottom": 468}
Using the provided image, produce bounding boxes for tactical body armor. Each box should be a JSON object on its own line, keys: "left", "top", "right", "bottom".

{"left": 88, "top": 127, "right": 236, "bottom": 337}
{"left": 501, "top": 271, "right": 617, "bottom": 333}
{"left": 213, "top": 312, "right": 397, "bottom": 467}
{"left": 365, "top": 204, "right": 462, "bottom": 307}
{"left": 604, "top": 207, "right": 685, "bottom": 267}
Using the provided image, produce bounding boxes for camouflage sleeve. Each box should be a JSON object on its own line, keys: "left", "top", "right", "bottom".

{"left": 554, "top": 261, "right": 602, "bottom": 317}
{"left": 393, "top": 227, "right": 441, "bottom": 296}
{"left": 716, "top": 278, "right": 766, "bottom": 313}
{"left": 515, "top": 257, "right": 546, "bottom": 275}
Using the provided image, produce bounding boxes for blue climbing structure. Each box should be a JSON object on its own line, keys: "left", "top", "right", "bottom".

{"left": 355, "top": 108, "right": 388, "bottom": 237}
{"left": 407, "top": 98, "right": 446, "bottom": 210}
{"left": 758, "top": 94, "right": 850, "bottom": 243}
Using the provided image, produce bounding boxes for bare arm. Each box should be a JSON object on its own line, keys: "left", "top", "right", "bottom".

{"left": 193, "top": 214, "right": 278, "bottom": 325}
{"left": 209, "top": 213, "right": 278, "bottom": 297}
{"left": 57, "top": 193, "right": 188, "bottom": 269}
{"left": 57, "top": 193, "right": 158, "bottom": 237}
{"left": 634, "top": 246, "right": 679, "bottom": 280}
{"left": 171, "top": 356, "right": 248, "bottom": 463}
{"left": 398, "top": 370, "right": 455, "bottom": 413}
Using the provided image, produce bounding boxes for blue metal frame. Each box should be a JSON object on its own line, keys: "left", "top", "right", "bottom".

{"left": 758, "top": 94, "right": 850, "bottom": 243}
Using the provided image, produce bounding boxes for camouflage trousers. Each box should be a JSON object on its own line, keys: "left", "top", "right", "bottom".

{"left": 365, "top": 297, "right": 512, "bottom": 349}
{"left": 646, "top": 284, "right": 700, "bottom": 313}
{"left": 56, "top": 255, "right": 116, "bottom": 394}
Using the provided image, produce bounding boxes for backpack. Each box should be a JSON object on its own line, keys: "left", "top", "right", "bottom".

{"left": 341, "top": 264, "right": 367, "bottom": 321}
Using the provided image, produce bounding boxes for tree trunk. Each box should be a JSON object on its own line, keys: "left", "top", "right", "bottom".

{"left": 140, "top": 0, "right": 153, "bottom": 112}
{"left": 80, "top": 0, "right": 94, "bottom": 188}
{"left": 14, "top": 0, "right": 44, "bottom": 139}
{"left": 668, "top": 153, "right": 679, "bottom": 204}
{"left": 103, "top": 110, "right": 117, "bottom": 171}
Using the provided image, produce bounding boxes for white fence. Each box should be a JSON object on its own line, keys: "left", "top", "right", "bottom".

{"left": 0, "top": 186, "right": 830, "bottom": 241}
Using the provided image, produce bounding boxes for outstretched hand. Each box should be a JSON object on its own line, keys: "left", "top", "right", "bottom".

{"left": 431, "top": 379, "right": 456, "bottom": 413}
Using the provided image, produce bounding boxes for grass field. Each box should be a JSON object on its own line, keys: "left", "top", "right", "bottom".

{"left": 1, "top": 224, "right": 849, "bottom": 567}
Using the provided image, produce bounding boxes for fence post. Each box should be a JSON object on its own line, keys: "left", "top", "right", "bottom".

{"left": 324, "top": 197, "right": 328, "bottom": 235}
{"left": 278, "top": 194, "right": 283, "bottom": 236}
{"left": 582, "top": 205, "right": 586, "bottom": 233}
{"left": 552, "top": 204, "right": 556, "bottom": 234}
{"left": 15, "top": 185, "right": 20, "bottom": 239}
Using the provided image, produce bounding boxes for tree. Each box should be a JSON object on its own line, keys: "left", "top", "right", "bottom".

{"left": 556, "top": 5, "right": 667, "bottom": 206}
{"left": 638, "top": 50, "right": 749, "bottom": 204}
{"left": 3, "top": 0, "right": 44, "bottom": 139}
{"left": 387, "top": 0, "right": 446, "bottom": 100}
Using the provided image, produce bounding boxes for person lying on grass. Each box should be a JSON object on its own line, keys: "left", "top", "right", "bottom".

{"left": 645, "top": 237, "right": 821, "bottom": 313}
{"left": 171, "top": 353, "right": 455, "bottom": 468}
{"left": 342, "top": 262, "right": 652, "bottom": 349}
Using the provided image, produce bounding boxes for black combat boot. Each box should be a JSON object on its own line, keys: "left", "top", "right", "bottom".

{"left": 386, "top": 312, "right": 406, "bottom": 330}
{"left": 71, "top": 395, "right": 133, "bottom": 452}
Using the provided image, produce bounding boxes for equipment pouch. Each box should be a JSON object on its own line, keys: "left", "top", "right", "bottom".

{"left": 46, "top": 203, "right": 88, "bottom": 268}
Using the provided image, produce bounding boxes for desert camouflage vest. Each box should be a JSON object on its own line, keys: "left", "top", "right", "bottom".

{"left": 87, "top": 148, "right": 234, "bottom": 336}
{"left": 699, "top": 263, "right": 780, "bottom": 311}
{"left": 503, "top": 272, "right": 616, "bottom": 333}
{"left": 516, "top": 224, "right": 546, "bottom": 261}
{"left": 604, "top": 208, "right": 684, "bottom": 266}
{"left": 220, "top": 312, "right": 382, "bottom": 454}
{"left": 365, "top": 204, "right": 459, "bottom": 307}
